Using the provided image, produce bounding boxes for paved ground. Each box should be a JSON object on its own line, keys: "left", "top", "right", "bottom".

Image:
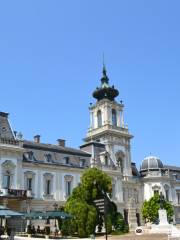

{"left": 96, "top": 233, "right": 168, "bottom": 240}
{"left": 14, "top": 233, "right": 171, "bottom": 240}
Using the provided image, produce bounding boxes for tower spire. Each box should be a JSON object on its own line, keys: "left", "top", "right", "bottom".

{"left": 101, "top": 54, "right": 109, "bottom": 85}
{"left": 92, "top": 62, "right": 119, "bottom": 101}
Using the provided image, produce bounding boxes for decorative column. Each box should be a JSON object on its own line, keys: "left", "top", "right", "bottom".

{"left": 90, "top": 111, "right": 94, "bottom": 129}
{"left": 121, "top": 111, "right": 124, "bottom": 127}
{"left": 117, "top": 109, "right": 121, "bottom": 127}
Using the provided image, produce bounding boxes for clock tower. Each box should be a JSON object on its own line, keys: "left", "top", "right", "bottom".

{"left": 83, "top": 65, "right": 133, "bottom": 176}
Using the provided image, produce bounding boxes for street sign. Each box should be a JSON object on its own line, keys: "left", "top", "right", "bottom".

{"left": 94, "top": 199, "right": 105, "bottom": 213}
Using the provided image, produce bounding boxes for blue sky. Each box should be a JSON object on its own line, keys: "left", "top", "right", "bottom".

{"left": 0, "top": 1, "right": 180, "bottom": 168}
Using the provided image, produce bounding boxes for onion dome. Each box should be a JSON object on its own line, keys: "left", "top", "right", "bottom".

{"left": 93, "top": 65, "right": 119, "bottom": 101}
{"left": 140, "top": 155, "right": 164, "bottom": 171}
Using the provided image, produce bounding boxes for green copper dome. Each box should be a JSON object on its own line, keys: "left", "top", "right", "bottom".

{"left": 93, "top": 66, "right": 119, "bottom": 101}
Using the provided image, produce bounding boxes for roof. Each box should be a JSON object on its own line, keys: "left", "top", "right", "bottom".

{"left": 23, "top": 210, "right": 71, "bottom": 220}
{"left": 131, "top": 162, "right": 139, "bottom": 176}
{"left": 0, "top": 112, "right": 15, "bottom": 140}
{"left": 92, "top": 66, "right": 119, "bottom": 102}
{"left": 140, "top": 155, "right": 163, "bottom": 171}
{"left": 23, "top": 140, "right": 91, "bottom": 157}
{"left": 164, "top": 165, "right": 180, "bottom": 172}
{"left": 80, "top": 141, "right": 105, "bottom": 149}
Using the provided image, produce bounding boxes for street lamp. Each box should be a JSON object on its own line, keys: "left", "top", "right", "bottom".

{"left": 53, "top": 203, "right": 58, "bottom": 228}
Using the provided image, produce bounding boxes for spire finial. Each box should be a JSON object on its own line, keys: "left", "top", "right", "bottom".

{"left": 102, "top": 52, "right": 107, "bottom": 77}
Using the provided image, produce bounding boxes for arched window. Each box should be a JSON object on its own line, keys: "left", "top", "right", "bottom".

{"left": 97, "top": 110, "right": 102, "bottom": 127}
{"left": 117, "top": 157, "right": 123, "bottom": 173}
{"left": 112, "top": 109, "right": 117, "bottom": 126}
{"left": 3, "top": 171, "right": 11, "bottom": 189}
{"left": 164, "top": 184, "right": 170, "bottom": 201}
{"left": 105, "top": 155, "right": 108, "bottom": 166}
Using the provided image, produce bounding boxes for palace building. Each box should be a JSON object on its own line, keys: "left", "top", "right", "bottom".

{"left": 0, "top": 66, "right": 180, "bottom": 230}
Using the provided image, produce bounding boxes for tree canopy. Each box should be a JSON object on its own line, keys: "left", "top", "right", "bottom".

{"left": 142, "top": 193, "right": 174, "bottom": 223}
{"left": 60, "top": 168, "right": 128, "bottom": 237}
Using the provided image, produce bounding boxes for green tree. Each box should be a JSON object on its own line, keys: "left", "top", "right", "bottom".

{"left": 142, "top": 193, "right": 174, "bottom": 223}
{"left": 61, "top": 168, "right": 128, "bottom": 237}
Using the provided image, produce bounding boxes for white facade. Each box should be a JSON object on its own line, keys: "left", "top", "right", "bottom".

{"left": 0, "top": 67, "right": 180, "bottom": 230}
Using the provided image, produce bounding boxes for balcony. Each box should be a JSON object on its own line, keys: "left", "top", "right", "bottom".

{"left": 86, "top": 124, "right": 131, "bottom": 141}
{"left": 0, "top": 188, "right": 33, "bottom": 199}
{"left": 0, "top": 137, "right": 19, "bottom": 146}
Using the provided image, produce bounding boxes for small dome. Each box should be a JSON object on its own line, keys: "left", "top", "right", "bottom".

{"left": 140, "top": 155, "right": 164, "bottom": 171}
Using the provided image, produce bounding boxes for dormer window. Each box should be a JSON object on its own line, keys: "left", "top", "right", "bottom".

{"left": 45, "top": 153, "right": 52, "bottom": 163}
{"left": 64, "top": 157, "right": 69, "bottom": 164}
{"left": 80, "top": 159, "right": 85, "bottom": 167}
{"left": 25, "top": 151, "right": 34, "bottom": 161}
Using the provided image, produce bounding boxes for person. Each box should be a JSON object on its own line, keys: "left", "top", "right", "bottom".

{"left": 54, "top": 227, "right": 58, "bottom": 237}
{"left": 9, "top": 228, "right": 14, "bottom": 240}
{"left": 37, "top": 225, "right": 40, "bottom": 234}
{"left": 32, "top": 225, "right": 36, "bottom": 234}
{"left": 0, "top": 226, "right": 4, "bottom": 240}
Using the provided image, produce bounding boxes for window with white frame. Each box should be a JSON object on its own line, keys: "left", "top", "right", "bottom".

{"left": 112, "top": 182, "right": 116, "bottom": 199}
{"left": 24, "top": 171, "right": 35, "bottom": 193}
{"left": 164, "top": 184, "right": 170, "bottom": 201}
{"left": 115, "top": 151, "right": 125, "bottom": 174}
{"left": 80, "top": 159, "right": 85, "bottom": 167}
{"left": 1, "top": 160, "right": 16, "bottom": 189}
{"left": 64, "top": 175, "right": 73, "bottom": 197}
{"left": 43, "top": 173, "right": 53, "bottom": 196}
{"left": 3, "top": 172, "right": 11, "bottom": 189}
{"left": 123, "top": 188, "right": 126, "bottom": 202}
{"left": 112, "top": 109, "right": 117, "bottom": 126}
{"left": 105, "top": 155, "right": 108, "bottom": 166}
{"left": 27, "top": 178, "right": 32, "bottom": 190}
{"left": 45, "top": 179, "right": 51, "bottom": 195}
{"left": 97, "top": 110, "right": 102, "bottom": 127}
{"left": 152, "top": 184, "right": 161, "bottom": 196}
{"left": 44, "top": 153, "right": 52, "bottom": 163}
{"left": 64, "top": 157, "right": 70, "bottom": 164}
{"left": 177, "top": 191, "right": 180, "bottom": 204}
{"left": 66, "top": 181, "right": 71, "bottom": 196}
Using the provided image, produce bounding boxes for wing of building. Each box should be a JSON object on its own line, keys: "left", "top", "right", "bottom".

{"left": 0, "top": 66, "right": 180, "bottom": 230}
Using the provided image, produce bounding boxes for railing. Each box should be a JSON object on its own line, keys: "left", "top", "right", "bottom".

{"left": 8, "top": 188, "right": 27, "bottom": 197}
{"left": 0, "top": 137, "right": 19, "bottom": 146}
{"left": 0, "top": 188, "right": 32, "bottom": 198}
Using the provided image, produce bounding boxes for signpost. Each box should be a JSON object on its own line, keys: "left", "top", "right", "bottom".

{"left": 94, "top": 199, "right": 105, "bottom": 213}
{"left": 94, "top": 197, "right": 108, "bottom": 240}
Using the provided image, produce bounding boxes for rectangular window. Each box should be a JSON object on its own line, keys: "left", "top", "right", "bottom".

{"left": 123, "top": 188, "right": 125, "bottom": 202}
{"left": 165, "top": 189, "right": 169, "bottom": 201}
{"left": 177, "top": 192, "right": 180, "bottom": 204}
{"left": 3, "top": 175, "right": 11, "bottom": 189}
{"left": 66, "top": 181, "right": 71, "bottom": 196}
{"left": 46, "top": 180, "right": 51, "bottom": 195}
{"left": 27, "top": 178, "right": 32, "bottom": 190}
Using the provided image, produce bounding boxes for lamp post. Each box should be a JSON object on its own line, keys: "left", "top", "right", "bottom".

{"left": 53, "top": 203, "right": 58, "bottom": 228}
